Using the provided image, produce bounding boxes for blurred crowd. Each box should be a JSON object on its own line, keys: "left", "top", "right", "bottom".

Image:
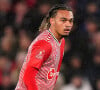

{"left": 0, "top": 0, "right": 100, "bottom": 90}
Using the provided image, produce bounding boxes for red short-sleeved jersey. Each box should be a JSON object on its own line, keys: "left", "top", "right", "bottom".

{"left": 15, "top": 30, "right": 65, "bottom": 90}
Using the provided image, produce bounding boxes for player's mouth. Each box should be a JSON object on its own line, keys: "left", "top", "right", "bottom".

{"left": 64, "top": 29, "right": 71, "bottom": 33}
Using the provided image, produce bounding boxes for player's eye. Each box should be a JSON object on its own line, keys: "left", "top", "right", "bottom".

{"left": 69, "top": 19, "right": 73, "bottom": 23}
{"left": 61, "top": 19, "right": 66, "bottom": 22}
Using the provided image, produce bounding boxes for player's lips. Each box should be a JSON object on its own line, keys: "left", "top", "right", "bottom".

{"left": 64, "top": 29, "right": 71, "bottom": 32}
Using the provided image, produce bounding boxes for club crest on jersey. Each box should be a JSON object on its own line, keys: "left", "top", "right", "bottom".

{"left": 35, "top": 50, "right": 45, "bottom": 59}
{"left": 47, "top": 68, "right": 59, "bottom": 80}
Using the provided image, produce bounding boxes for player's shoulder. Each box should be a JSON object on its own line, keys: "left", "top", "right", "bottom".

{"left": 29, "top": 39, "right": 52, "bottom": 54}
{"left": 38, "top": 30, "right": 52, "bottom": 40}
{"left": 33, "top": 30, "right": 53, "bottom": 45}
{"left": 29, "top": 30, "right": 52, "bottom": 50}
{"left": 33, "top": 40, "right": 51, "bottom": 47}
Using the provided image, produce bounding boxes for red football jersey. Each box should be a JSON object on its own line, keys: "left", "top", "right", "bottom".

{"left": 15, "top": 30, "right": 65, "bottom": 90}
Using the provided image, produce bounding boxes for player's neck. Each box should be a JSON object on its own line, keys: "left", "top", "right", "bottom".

{"left": 49, "top": 28, "right": 62, "bottom": 42}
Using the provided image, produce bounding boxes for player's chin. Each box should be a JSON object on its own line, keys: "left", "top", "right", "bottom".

{"left": 62, "top": 32, "right": 70, "bottom": 36}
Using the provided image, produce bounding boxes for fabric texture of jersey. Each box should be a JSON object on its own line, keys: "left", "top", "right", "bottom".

{"left": 15, "top": 30, "right": 65, "bottom": 90}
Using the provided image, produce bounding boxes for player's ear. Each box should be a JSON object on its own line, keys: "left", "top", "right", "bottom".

{"left": 50, "top": 18, "right": 54, "bottom": 25}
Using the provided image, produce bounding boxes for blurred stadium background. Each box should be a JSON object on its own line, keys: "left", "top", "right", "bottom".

{"left": 0, "top": 0, "right": 100, "bottom": 90}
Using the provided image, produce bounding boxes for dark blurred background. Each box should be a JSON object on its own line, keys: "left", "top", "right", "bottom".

{"left": 0, "top": 0, "right": 100, "bottom": 90}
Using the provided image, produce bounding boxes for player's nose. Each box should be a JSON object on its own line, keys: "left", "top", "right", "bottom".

{"left": 65, "top": 21, "right": 73, "bottom": 27}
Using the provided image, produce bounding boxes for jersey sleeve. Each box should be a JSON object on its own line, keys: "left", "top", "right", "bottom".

{"left": 23, "top": 40, "right": 52, "bottom": 90}
{"left": 27, "top": 40, "right": 52, "bottom": 69}
{"left": 23, "top": 66, "right": 39, "bottom": 90}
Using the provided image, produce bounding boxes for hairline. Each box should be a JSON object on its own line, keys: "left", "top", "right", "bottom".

{"left": 51, "top": 9, "right": 72, "bottom": 18}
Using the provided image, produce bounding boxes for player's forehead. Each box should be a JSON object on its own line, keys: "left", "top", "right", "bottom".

{"left": 55, "top": 10, "right": 73, "bottom": 19}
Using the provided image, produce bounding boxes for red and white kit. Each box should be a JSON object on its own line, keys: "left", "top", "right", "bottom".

{"left": 15, "top": 29, "right": 65, "bottom": 90}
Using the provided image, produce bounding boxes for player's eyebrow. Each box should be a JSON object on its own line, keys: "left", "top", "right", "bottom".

{"left": 60, "top": 17, "right": 74, "bottom": 21}
{"left": 60, "top": 17, "right": 67, "bottom": 20}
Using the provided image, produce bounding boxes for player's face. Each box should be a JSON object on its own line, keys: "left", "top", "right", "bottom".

{"left": 51, "top": 10, "right": 73, "bottom": 37}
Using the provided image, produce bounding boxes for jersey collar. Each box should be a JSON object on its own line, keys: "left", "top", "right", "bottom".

{"left": 48, "top": 29, "right": 61, "bottom": 46}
